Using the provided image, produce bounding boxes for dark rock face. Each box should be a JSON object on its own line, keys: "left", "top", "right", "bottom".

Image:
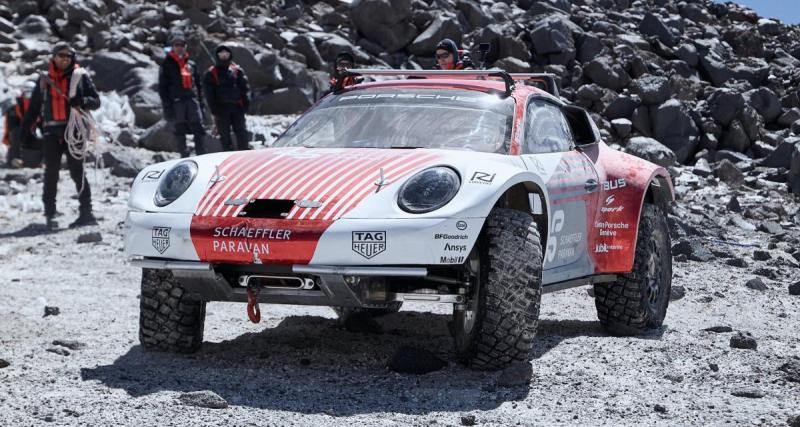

{"left": 350, "top": 0, "right": 417, "bottom": 53}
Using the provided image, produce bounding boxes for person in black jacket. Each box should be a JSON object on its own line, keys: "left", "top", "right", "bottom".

{"left": 159, "top": 32, "right": 207, "bottom": 157}
{"left": 203, "top": 44, "right": 250, "bottom": 151}
{"left": 21, "top": 43, "right": 101, "bottom": 229}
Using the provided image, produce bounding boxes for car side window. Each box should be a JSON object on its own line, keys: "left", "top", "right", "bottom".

{"left": 523, "top": 99, "right": 574, "bottom": 154}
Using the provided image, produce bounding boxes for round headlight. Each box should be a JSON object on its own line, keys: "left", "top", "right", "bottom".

{"left": 154, "top": 160, "right": 198, "bottom": 207}
{"left": 398, "top": 167, "right": 460, "bottom": 213}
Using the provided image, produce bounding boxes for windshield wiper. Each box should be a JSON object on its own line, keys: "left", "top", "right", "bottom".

{"left": 389, "top": 146, "right": 424, "bottom": 149}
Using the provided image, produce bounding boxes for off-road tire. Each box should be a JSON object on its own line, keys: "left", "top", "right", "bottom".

{"left": 593, "top": 203, "right": 672, "bottom": 335}
{"left": 452, "top": 208, "right": 543, "bottom": 370}
{"left": 139, "top": 268, "right": 206, "bottom": 353}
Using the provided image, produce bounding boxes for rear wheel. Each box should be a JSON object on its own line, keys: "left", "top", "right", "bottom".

{"left": 139, "top": 268, "right": 206, "bottom": 353}
{"left": 452, "top": 208, "right": 543, "bottom": 370}
{"left": 593, "top": 203, "right": 672, "bottom": 335}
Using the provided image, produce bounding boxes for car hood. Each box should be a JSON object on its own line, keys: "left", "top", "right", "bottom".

{"left": 130, "top": 147, "right": 529, "bottom": 219}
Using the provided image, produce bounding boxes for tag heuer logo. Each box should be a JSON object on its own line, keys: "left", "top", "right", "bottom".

{"left": 352, "top": 231, "right": 386, "bottom": 259}
{"left": 152, "top": 227, "right": 171, "bottom": 254}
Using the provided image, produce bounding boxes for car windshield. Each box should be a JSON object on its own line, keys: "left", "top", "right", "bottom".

{"left": 274, "top": 88, "right": 515, "bottom": 153}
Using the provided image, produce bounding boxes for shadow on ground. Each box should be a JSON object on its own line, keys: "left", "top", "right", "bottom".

{"left": 0, "top": 222, "right": 57, "bottom": 238}
{"left": 81, "top": 312, "right": 652, "bottom": 414}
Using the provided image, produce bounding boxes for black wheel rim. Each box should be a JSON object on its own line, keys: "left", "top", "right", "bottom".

{"left": 645, "top": 239, "right": 661, "bottom": 310}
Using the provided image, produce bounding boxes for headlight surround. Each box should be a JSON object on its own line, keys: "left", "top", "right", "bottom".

{"left": 154, "top": 160, "right": 198, "bottom": 207}
{"left": 398, "top": 166, "right": 461, "bottom": 213}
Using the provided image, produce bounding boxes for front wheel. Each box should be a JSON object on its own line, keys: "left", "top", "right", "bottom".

{"left": 451, "top": 208, "right": 543, "bottom": 370}
{"left": 139, "top": 268, "right": 206, "bottom": 353}
{"left": 593, "top": 203, "right": 672, "bottom": 335}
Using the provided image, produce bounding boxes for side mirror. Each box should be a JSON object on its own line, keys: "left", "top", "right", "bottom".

{"left": 563, "top": 105, "right": 601, "bottom": 147}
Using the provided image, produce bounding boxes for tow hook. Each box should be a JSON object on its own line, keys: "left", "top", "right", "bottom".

{"left": 246, "top": 286, "right": 261, "bottom": 323}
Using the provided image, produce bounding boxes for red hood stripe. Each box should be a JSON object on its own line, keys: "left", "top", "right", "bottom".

{"left": 324, "top": 153, "right": 440, "bottom": 220}
{"left": 195, "top": 153, "right": 261, "bottom": 214}
{"left": 306, "top": 152, "right": 421, "bottom": 220}
{"left": 205, "top": 148, "right": 302, "bottom": 217}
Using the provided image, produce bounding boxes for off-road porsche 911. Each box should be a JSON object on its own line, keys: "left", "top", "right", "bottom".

{"left": 125, "top": 69, "right": 674, "bottom": 369}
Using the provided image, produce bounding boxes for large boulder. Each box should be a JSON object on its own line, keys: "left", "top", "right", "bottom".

{"left": 250, "top": 87, "right": 312, "bottom": 115}
{"left": 407, "top": 14, "right": 462, "bottom": 56}
{"left": 139, "top": 120, "right": 180, "bottom": 152}
{"left": 583, "top": 56, "right": 630, "bottom": 91}
{"left": 288, "top": 35, "right": 326, "bottom": 70}
{"left": 639, "top": 12, "right": 678, "bottom": 47}
{"left": 625, "top": 137, "right": 676, "bottom": 167}
{"left": 745, "top": 87, "right": 782, "bottom": 123}
{"left": 632, "top": 74, "right": 671, "bottom": 105}
{"left": 350, "top": 0, "right": 417, "bottom": 53}
{"left": 708, "top": 89, "right": 745, "bottom": 126}
{"left": 577, "top": 33, "right": 606, "bottom": 63}
{"left": 763, "top": 138, "right": 800, "bottom": 169}
{"left": 720, "top": 120, "right": 750, "bottom": 153}
{"left": 530, "top": 15, "right": 576, "bottom": 61}
{"left": 603, "top": 94, "right": 641, "bottom": 120}
{"left": 87, "top": 50, "right": 150, "bottom": 92}
{"left": 791, "top": 143, "right": 800, "bottom": 195}
{"left": 123, "top": 67, "right": 162, "bottom": 129}
{"left": 651, "top": 99, "right": 699, "bottom": 164}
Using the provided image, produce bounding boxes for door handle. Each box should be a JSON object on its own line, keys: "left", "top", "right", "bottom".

{"left": 585, "top": 179, "right": 598, "bottom": 192}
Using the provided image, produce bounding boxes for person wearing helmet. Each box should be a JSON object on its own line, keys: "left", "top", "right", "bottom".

{"left": 158, "top": 32, "right": 207, "bottom": 157}
{"left": 434, "top": 39, "right": 474, "bottom": 70}
{"left": 203, "top": 44, "right": 250, "bottom": 151}
{"left": 21, "top": 43, "right": 101, "bottom": 230}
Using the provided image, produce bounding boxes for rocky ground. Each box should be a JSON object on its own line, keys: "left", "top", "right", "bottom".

{"left": 2, "top": 0, "right": 800, "bottom": 425}
{"left": 0, "top": 143, "right": 799, "bottom": 426}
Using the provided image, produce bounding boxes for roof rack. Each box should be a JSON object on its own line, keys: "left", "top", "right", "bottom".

{"left": 342, "top": 69, "right": 559, "bottom": 98}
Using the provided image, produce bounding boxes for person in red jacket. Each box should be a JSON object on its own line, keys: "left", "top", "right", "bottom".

{"left": 203, "top": 44, "right": 250, "bottom": 151}
{"left": 21, "top": 43, "right": 101, "bottom": 230}
{"left": 3, "top": 88, "right": 32, "bottom": 168}
{"left": 159, "top": 32, "right": 207, "bottom": 157}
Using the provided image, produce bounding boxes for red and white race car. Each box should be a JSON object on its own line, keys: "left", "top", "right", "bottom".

{"left": 126, "top": 70, "right": 674, "bottom": 369}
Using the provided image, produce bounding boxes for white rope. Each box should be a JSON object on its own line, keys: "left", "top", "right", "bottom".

{"left": 64, "top": 68, "right": 97, "bottom": 160}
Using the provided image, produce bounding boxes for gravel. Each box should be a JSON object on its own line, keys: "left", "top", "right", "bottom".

{"left": 0, "top": 143, "right": 799, "bottom": 426}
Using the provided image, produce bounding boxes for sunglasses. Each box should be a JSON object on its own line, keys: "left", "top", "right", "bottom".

{"left": 435, "top": 52, "right": 452, "bottom": 60}
{"left": 337, "top": 62, "right": 353, "bottom": 69}
{"left": 173, "top": 42, "right": 186, "bottom": 47}
{"left": 55, "top": 53, "right": 72, "bottom": 59}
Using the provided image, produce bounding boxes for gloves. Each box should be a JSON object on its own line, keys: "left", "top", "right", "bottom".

{"left": 69, "top": 97, "right": 83, "bottom": 108}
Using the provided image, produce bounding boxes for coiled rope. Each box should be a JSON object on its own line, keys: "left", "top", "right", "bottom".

{"left": 64, "top": 67, "right": 97, "bottom": 161}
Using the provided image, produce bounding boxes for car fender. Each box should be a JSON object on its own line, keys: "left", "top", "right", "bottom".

{"left": 588, "top": 143, "right": 675, "bottom": 273}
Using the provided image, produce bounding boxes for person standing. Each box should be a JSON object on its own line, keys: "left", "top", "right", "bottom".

{"left": 21, "top": 43, "right": 101, "bottom": 230}
{"left": 3, "top": 84, "right": 33, "bottom": 167}
{"left": 159, "top": 32, "right": 207, "bottom": 157}
{"left": 203, "top": 44, "right": 250, "bottom": 151}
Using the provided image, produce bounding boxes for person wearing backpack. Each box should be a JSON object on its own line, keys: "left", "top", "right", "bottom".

{"left": 203, "top": 44, "right": 250, "bottom": 151}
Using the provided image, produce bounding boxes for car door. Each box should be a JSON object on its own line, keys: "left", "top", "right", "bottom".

{"left": 520, "top": 98, "right": 600, "bottom": 284}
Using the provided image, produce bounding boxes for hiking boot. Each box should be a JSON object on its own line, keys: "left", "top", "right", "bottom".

{"left": 68, "top": 211, "right": 98, "bottom": 228}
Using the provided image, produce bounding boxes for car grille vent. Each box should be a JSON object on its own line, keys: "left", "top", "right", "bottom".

{"left": 237, "top": 199, "right": 295, "bottom": 219}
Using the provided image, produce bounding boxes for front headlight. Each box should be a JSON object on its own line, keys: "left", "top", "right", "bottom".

{"left": 398, "top": 166, "right": 460, "bottom": 213}
{"left": 154, "top": 160, "right": 198, "bottom": 207}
